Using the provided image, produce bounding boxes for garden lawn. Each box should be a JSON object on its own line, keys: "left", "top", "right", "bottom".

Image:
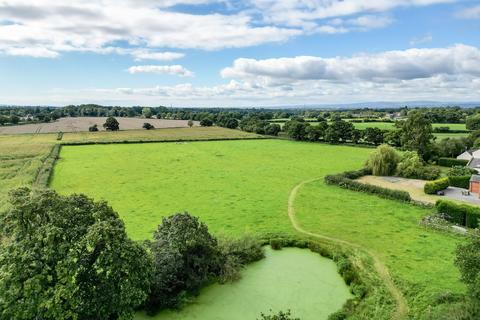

{"left": 51, "top": 139, "right": 465, "bottom": 317}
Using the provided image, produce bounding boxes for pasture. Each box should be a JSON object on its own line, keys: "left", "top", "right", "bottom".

{"left": 0, "top": 127, "right": 261, "bottom": 209}
{"left": 0, "top": 117, "right": 198, "bottom": 134}
{"left": 50, "top": 139, "right": 465, "bottom": 317}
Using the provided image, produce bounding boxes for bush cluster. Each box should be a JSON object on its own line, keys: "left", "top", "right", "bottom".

{"left": 436, "top": 200, "right": 480, "bottom": 228}
{"left": 424, "top": 177, "right": 450, "bottom": 195}
{"left": 324, "top": 169, "right": 411, "bottom": 202}
{"left": 448, "top": 175, "right": 471, "bottom": 189}
{"left": 438, "top": 157, "right": 469, "bottom": 167}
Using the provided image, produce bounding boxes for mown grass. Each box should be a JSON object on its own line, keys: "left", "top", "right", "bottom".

{"left": 50, "top": 139, "right": 465, "bottom": 317}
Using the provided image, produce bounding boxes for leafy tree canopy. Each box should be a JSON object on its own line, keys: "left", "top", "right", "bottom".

{"left": 0, "top": 188, "right": 152, "bottom": 320}
{"left": 103, "top": 116, "right": 120, "bottom": 131}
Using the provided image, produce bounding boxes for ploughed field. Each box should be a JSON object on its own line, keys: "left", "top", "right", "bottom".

{"left": 0, "top": 117, "right": 198, "bottom": 134}
{"left": 135, "top": 247, "right": 352, "bottom": 320}
{"left": 50, "top": 139, "right": 465, "bottom": 317}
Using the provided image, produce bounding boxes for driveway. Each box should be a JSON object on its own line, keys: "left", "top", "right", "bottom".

{"left": 357, "top": 175, "right": 480, "bottom": 206}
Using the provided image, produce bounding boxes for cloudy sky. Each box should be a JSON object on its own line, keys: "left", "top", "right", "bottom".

{"left": 0, "top": 0, "right": 479, "bottom": 107}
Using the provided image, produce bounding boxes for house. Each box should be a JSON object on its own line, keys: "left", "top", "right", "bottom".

{"left": 457, "top": 149, "right": 480, "bottom": 173}
{"left": 470, "top": 175, "right": 480, "bottom": 194}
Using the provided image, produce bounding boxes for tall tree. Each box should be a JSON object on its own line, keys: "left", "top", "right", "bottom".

{"left": 147, "top": 213, "right": 223, "bottom": 312}
{"left": 0, "top": 188, "right": 152, "bottom": 320}
{"left": 398, "top": 111, "right": 434, "bottom": 160}
{"left": 103, "top": 116, "right": 120, "bottom": 131}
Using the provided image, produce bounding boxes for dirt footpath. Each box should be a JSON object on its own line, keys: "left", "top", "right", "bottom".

{"left": 0, "top": 117, "right": 198, "bottom": 134}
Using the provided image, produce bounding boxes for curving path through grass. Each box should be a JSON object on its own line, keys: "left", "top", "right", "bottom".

{"left": 287, "top": 178, "right": 409, "bottom": 320}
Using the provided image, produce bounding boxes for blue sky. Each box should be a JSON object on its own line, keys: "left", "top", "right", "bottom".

{"left": 0, "top": 0, "right": 479, "bottom": 107}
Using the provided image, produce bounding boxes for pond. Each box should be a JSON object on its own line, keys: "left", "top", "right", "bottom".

{"left": 136, "top": 247, "right": 352, "bottom": 320}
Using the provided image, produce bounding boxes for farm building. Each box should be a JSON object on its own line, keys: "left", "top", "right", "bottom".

{"left": 457, "top": 149, "right": 480, "bottom": 173}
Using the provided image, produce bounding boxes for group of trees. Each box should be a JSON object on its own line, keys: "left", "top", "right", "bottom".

{"left": 282, "top": 118, "right": 385, "bottom": 145}
{"left": 0, "top": 189, "right": 265, "bottom": 319}
{"left": 366, "top": 144, "right": 440, "bottom": 180}
{"left": 239, "top": 116, "right": 281, "bottom": 136}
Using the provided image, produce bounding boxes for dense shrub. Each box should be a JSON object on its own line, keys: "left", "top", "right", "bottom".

{"left": 436, "top": 200, "right": 480, "bottom": 227}
{"left": 200, "top": 118, "right": 213, "bottom": 126}
{"left": 89, "top": 124, "right": 99, "bottom": 131}
{"left": 270, "top": 238, "right": 284, "bottom": 250}
{"left": 424, "top": 177, "right": 449, "bottom": 194}
{"left": 438, "top": 157, "right": 469, "bottom": 167}
{"left": 325, "top": 171, "right": 411, "bottom": 202}
{"left": 396, "top": 151, "right": 441, "bottom": 180}
{"left": 327, "top": 310, "right": 347, "bottom": 320}
{"left": 265, "top": 123, "right": 281, "bottom": 136}
{"left": 143, "top": 122, "right": 155, "bottom": 130}
{"left": 218, "top": 236, "right": 264, "bottom": 282}
{"left": 258, "top": 310, "right": 300, "bottom": 320}
{"left": 448, "top": 175, "right": 471, "bottom": 189}
{"left": 447, "top": 166, "right": 476, "bottom": 177}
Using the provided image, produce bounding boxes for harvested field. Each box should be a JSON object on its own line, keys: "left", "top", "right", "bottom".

{"left": 0, "top": 117, "right": 198, "bottom": 134}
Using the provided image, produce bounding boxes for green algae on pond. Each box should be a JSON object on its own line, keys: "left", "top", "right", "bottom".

{"left": 136, "top": 247, "right": 352, "bottom": 320}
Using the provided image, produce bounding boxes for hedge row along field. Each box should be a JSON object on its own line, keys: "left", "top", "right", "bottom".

{"left": 436, "top": 199, "right": 480, "bottom": 228}
{"left": 50, "top": 139, "right": 465, "bottom": 318}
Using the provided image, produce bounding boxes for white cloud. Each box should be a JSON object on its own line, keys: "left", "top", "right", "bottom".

{"left": 455, "top": 5, "right": 480, "bottom": 19}
{"left": 248, "top": 0, "right": 455, "bottom": 27}
{"left": 127, "top": 65, "right": 194, "bottom": 77}
{"left": 221, "top": 44, "right": 480, "bottom": 83}
{"left": 0, "top": 0, "right": 300, "bottom": 58}
{"left": 4, "top": 46, "right": 59, "bottom": 58}
{"left": 130, "top": 50, "right": 185, "bottom": 61}
{"left": 409, "top": 33, "right": 433, "bottom": 46}
{"left": 0, "top": 0, "right": 455, "bottom": 58}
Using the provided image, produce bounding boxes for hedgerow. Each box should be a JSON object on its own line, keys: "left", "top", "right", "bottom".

{"left": 424, "top": 177, "right": 449, "bottom": 195}
{"left": 436, "top": 200, "right": 480, "bottom": 228}
{"left": 448, "top": 175, "right": 471, "bottom": 189}
{"left": 437, "top": 158, "right": 469, "bottom": 167}
{"left": 324, "top": 169, "right": 411, "bottom": 202}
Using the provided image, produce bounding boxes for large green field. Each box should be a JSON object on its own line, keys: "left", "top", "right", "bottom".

{"left": 50, "top": 139, "right": 465, "bottom": 318}
{"left": 0, "top": 127, "right": 261, "bottom": 209}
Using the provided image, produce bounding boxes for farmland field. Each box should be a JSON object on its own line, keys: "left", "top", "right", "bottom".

{"left": 0, "top": 127, "right": 261, "bottom": 210}
{"left": 50, "top": 139, "right": 465, "bottom": 317}
{"left": 135, "top": 247, "right": 352, "bottom": 320}
{"left": 0, "top": 133, "right": 57, "bottom": 210}
{"left": 0, "top": 117, "right": 199, "bottom": 134}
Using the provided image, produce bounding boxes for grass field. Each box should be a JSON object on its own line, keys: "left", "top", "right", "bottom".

{"left": 136, "top": 247, "right": 351, "bottom": 320}
{"left": 50, "top": 139, "right": 465, "bottom": 318}
{"left": 0, "top": 127, "right": 261, "bottom": 210}
{"left": 0, "top": 134, "right": 57, "bottom": 210}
